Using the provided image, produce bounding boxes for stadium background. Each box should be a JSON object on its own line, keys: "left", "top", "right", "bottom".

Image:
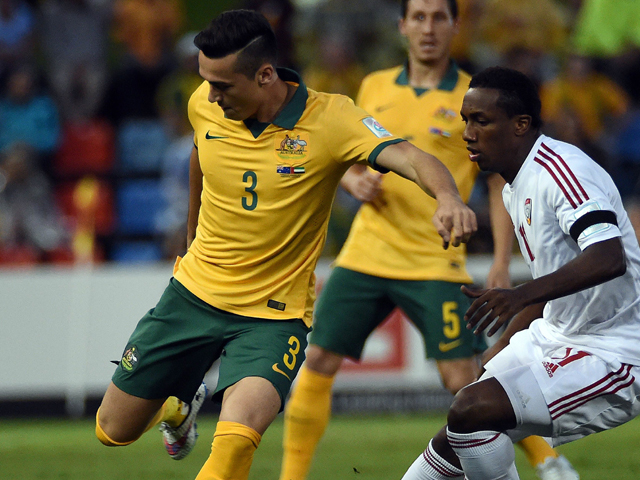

{"left": 1, "top": 0, "right": 640, "bottom": 472}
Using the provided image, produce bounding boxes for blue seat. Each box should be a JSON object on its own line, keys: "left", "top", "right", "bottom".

{"left": 111, "top": 241, "right": 163, "bottom": 263}
{"left": 116, "top": 179, "right": 166, "bottom": 235}
{"left": 117, "top": 120, "right": 169, "bottom": 173}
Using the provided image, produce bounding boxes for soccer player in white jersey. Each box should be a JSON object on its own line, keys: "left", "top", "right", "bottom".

{"left": 401, "top": 66, "right": 640, "bottom": 480}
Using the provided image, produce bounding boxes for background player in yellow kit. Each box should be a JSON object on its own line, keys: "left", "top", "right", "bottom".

{"left": 280, "top": 1, "right": 579, "bottom": 479}
{"left": 94, "top": 9, "right": 477, "bottom": 480}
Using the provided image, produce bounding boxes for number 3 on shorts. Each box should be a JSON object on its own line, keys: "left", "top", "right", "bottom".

{"left": 283, "top": 335, "right": 300, "bottom": 370}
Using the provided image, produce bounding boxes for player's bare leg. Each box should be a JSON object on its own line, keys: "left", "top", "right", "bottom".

{"left": 96, "top": 382, "right": 166, "bottom": 445}
{"left": 280, "top": 345, "right": 343, "bottom": 480}
{"left": 195, "top": 376, "right": 278, "bottom": 480}
{"left": 436, "top": 357, "right": 481, "bottom": 395}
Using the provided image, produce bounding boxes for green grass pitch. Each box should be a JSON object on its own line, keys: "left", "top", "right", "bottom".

{"left": 2, "top": 413, "right": 639, "bottom": 479}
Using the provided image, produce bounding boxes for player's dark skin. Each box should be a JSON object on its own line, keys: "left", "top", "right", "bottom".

{"left": 430, "top": 86, "right": 628, "bottom": 468}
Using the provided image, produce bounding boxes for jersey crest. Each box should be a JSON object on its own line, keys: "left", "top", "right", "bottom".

{"left": 275, "top": 133, "right": 309, "bottom": 160}
{"left": 525, "top": 198, "right": 532, "bottom": 225}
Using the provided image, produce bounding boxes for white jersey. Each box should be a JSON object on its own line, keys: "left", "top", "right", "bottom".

{"left": 504, "top": 134, "right": 640, "bottom": 365}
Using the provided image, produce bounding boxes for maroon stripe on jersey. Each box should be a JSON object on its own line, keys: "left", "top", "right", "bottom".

{"left": 541, "top": 142, "right": 590, "bottom": 200}
{"left": 537, "top": 150, "right": 586, "bottom": 205}
{"left": 534, "top": 157, "right": 578, "bottom": 208}
{"left": 549, "top": 365, "right": 634, "bottom": 419}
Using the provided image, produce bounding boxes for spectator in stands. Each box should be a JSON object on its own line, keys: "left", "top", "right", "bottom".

{"left": 39, "top": 0, "right": 112, "bottom": 122}
{"left": 243, "top": 0, "right": 297, "bottom": 70}
{"left": 0, "top": 64, "right": 61, "bottom": 166}
{"left": 0, "top": 0, "right": 36, "bottom": 81}
{"left": 0, "top": 142, "right": 71, "bottom": 264}
{"left": 540, "top": 52, "right": 629, "bottom": 168}
{"left": 155, "top": 32, "right": 202, "bottom": 260}
{"left": 303, "top": 32, "right": 366, "bottom": 100}
{"left": 101, "top": 0, "right": 183, "bottom": 124}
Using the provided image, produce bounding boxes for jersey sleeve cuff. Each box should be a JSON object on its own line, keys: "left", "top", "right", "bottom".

{"left": 367, "top": 138, "right": 406, "bottom": 173}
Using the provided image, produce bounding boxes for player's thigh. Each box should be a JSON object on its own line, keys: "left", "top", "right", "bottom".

{"left": 310, "top": 267, "right": 395, "bottom": 360}
{"left": 214, "top": 317, "right": 310, "bottom": 410}
{"left": 487, "top": 331, "right": 640, "bottom": 446}
{"left": 390, "top": 280, "right": 485, "bottom": 360}
{"left": 111, "top": 278, "right": 225, "bottom": 403}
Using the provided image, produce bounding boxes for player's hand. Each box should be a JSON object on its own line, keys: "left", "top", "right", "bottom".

{"left": 461, "top": 285, "right": 526, "bottom": 336}
{"left": 346, "top": 170, "right": 383, "bottom": 203}
{"left": 432, "top": 194, "right": 477, "bottom": 249}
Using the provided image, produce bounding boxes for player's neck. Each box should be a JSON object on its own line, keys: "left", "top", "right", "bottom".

{"left": 256, "top": 79, "right": 296, "bottom": 124}
{"left": 407, "top": 56, "right": 451, "bottom": 90}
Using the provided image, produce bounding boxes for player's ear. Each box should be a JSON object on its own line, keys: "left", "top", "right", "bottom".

{"left": 256, "top": 64, "right": 275, "bottom": 87}
{"left": 514, "top": 115, "right": 532, "bottom": 136}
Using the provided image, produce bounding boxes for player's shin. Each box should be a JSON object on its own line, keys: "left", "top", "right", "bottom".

{"left": 447, "top": 428, "right": 519, "bottom": 480}
{"left": 280, "top": 365, "right": 335, "bottom": 480}
{"left": 401, "top": 439, "right": 464, "bottom": 480}
{"left": 195, "top": 421, "right": 261, "bottom": 480}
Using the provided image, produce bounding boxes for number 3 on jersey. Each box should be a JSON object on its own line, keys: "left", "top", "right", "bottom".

{"left": 242, "top": 171, "right": 258, "bottom": 210}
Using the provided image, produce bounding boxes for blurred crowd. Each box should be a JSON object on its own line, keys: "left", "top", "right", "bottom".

{"left": 0, "top": 0, "right": 639, "bottom": 267}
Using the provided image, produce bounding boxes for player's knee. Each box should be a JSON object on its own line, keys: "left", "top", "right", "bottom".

{"left": 95, "top": 409, "right": 136, "bottom": 447}
{"left": 441, "top": 373, "right": 474, "bottom": 395}
{"left": 447, "top": 386, "right": 482, "bottom": 433}
{"left": 304, "top": 345, "right": 343, "bottom": 376}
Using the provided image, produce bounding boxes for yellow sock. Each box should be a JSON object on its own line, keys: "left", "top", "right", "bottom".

{"left": 280, "top": 366, "right": 335, "bottom": 480}
{"left": 517, "top": 436, "right": 558, "bottom": 467}
{"left": 159, "top": 396, "right": 189, "bottom": 428}
{"left": 195, "top": 421, "right": 262, "bottom": 480}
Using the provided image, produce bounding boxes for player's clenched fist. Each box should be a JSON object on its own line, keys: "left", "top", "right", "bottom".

{"left": 432, "top": 193, "right": 477, "bottom": 249}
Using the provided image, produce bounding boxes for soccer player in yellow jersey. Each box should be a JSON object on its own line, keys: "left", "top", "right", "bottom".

{"left": 94, "top": 9, "right": 477, "bottom": 480}
{"left": 280, "top": 1, "right": 579, "bottom": 480}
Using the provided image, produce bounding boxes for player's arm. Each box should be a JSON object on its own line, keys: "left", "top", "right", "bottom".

{"left": 187, "top": 146, "right": 202, "bottom": 249}
{"left": 375, "top": 140, "right": 477, "bottom": 248}
{"left": 463, "top": 237, "right": 626, "bottom": 335}
{"left": 486, "top": 173, "right": 514, "bottom": 288}
{"left": 339, "top": 164, "right": 383, "bottom": 203}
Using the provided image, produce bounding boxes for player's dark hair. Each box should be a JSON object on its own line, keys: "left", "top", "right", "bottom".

{"left": 469, "top": 66, "right": 542, "bottom": 129}
{"left": 194, "top": 9, "right": 278, "bottom": 78}
{"left": 401, "top": 0, "right": 458, "bottom": 19}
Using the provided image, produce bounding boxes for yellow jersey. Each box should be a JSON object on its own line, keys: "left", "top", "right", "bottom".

{"left": 174, "top": 69, "right": 403, "bottom": 326}
{"left": 336, "top": 62, "right": 477, "bottom": 282}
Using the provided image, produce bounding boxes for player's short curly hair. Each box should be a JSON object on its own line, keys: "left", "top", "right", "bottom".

{"left": 401, "top": 0, "right": 458, "bottom": 19}
{"left": 194, "top": 9, "right": 278, "bottom": 78}
{"left": 469, "top": 66, "right": 542, "bottom": 129}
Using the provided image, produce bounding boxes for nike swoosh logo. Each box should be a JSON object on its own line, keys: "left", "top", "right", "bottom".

{"left": 438, "top": 339, "right": 463, "bottom": 352}
{"left": 272, "top": 363, "right": 291, "bottom": 380}
{"left": 205, "top": 131, "right": 228, "bottom": 140}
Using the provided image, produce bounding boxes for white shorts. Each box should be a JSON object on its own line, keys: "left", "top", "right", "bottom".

{"left": 483, "top": 329, "right": 640, "bottom": 446}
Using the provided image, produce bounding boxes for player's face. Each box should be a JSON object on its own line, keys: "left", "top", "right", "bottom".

{"left": 198, "top": 51, "right": 263, "bottom": 121}
{"left": 460, "top": 87, "right": 522, "bottom": 182}
{"left": 399, "top": 0, "right": 458, "bottom": 65}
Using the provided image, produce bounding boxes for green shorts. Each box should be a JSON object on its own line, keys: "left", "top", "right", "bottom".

{"left": 112, "top": 278, "right": 310, "bottom": 408}
{"left": 311, "top": 267, "right": 485, "bottom": 361}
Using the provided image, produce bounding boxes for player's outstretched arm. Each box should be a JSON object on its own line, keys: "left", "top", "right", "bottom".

{"left": 375, "top": 141, "right": 477, "bottom": 249}
{"left": 187, "top": 146, "right": 203, "bottom": 249}
{"left": 462, "top": 237, "right": 626, "bottom": 335}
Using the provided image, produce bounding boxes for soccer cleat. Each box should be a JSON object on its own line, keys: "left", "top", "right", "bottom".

{"left": 160, "top": 382, "right": 208, "bottom": 460}
{"left": 536, "top": 455, "right": 580, "bottom": 480}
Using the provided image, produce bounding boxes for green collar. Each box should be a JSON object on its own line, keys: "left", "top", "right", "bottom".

{"left": 244, "top": 68, "right": 308, "bottom": 138}
{"left": 395, "top": 60, "right": 459, "bottom": 96}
